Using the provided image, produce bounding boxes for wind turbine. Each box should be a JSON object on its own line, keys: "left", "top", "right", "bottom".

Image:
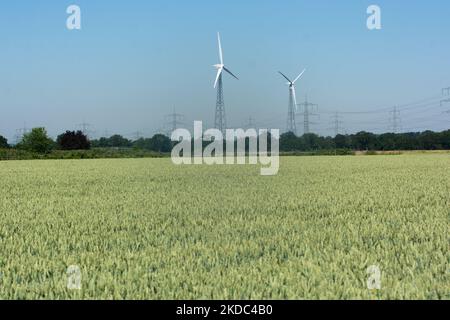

{"left": 279, "top": 69, "right": 306, "bottom": 135}
{"left": 213, "top": 32, "right": 239, "bottom": 134}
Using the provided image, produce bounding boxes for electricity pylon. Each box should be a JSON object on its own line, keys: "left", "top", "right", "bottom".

{"left": 298, "top": 95, "right": 319, "bottom": 135}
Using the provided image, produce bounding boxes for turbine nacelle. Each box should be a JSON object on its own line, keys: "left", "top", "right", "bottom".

{"left": 279, "top": 69, "right": 306, "bottom": 111}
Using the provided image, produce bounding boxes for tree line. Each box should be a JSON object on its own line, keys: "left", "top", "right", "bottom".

{"left": 1, "top": 128, "right": 450, "bottom": 154}
{"left": 0, "top": 128, "right": 173, "bottom": 154}
{"left": 280, "top": 130, "right": 450, "bottom": 151}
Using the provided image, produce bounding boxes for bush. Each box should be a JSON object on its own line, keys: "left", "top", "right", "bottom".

{"left": 17, "top": 128, "right": 54, "bottom": 154}
{"left": 57, "top": 130, "right": 91, "bottom": 150}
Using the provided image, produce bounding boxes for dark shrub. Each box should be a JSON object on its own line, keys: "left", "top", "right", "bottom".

{"left": 57, "top": 131, "right": 91, "bottom": 150}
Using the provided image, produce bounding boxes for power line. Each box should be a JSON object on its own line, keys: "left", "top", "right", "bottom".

{"left": 153, "top": 127, "right": 167, "bottom": 136}
{"left": 441, "top": 87, "right": 450, "bottom": 109}
{"left": 78, "top": 121, "right": 94, "bottom": 138}
{"left": 131, "top": 131, "right": 143, "bottom": 141}
{"left": 319, "top": 95, "right": 442, "bottom": 115}
{"left": 389, "top": 106, "right": 402, "bottom": 133}
{"left": 244, "top": 116, "right": 256, "bottom": 130}
{"left": 298, "top": 95, "right": 319, "bottom": 135}
{"left": 165, "top": 107, "right": 185, "bottom": 134}
{"left": 102, "top": 129, "right": 110, "bottom": 138}
{"left": 14, "top": 123, "right": 29, "bottom": 145}
{"left": 315, "top": 91, "right": 448, "bottom": 134}
{"left": 328, "top": 111, "right": 344, "bottom": 136}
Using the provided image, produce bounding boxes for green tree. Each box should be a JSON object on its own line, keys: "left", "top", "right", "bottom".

{"left": 440, "top": 130, "right": 450, "bottom": 149}
{"left": 418, "top": 131, "right": 441, "bottom": 150}
{"left": 377, "top": 133, "right": 397, "bottom": 150}
{"left": 0, "top": 135, "right": 8, "bottom": 148}
{"left": 334, "top": 134, "right": 350, "bottom": 149}
{"left": 353, "top": 131, "right": 377, "bottom": 151}
{"left": 280, "top": 132, "right": 298, "bottom": 152}
{"left": 150, "top": 134, "right": 172, "bottom": 152}
{"left": 396, "top": 133, "right": 416, "bottom": 150}
{"left": 18, "top": 128, "right": 54, "bottom": 153}
{"left": 133, "top": 137, "right": 153, "bottom": 150}
{"left": 108, "top": 135, "right": 132, "bottom": 148}
{"left": 301, "top": 133, "right": 321, "bottom": 151}
{"left": 91, "top": 137, "right": 109, "bottom": 148}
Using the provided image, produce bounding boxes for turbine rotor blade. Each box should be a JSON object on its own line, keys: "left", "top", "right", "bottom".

{"left": 214, "top": 67, "right": 223, "bottom": 88}
{"left": 293, "top": 69, "right": 306, "bottom": 84}
{"left": 218, "top": 32, "right": 224, "bottom": 65}
{"left": 278, "top": 71, "right": 292, "bottom": 84}
{"left": 223, "top": 67, "right": 239, "bottom": 80}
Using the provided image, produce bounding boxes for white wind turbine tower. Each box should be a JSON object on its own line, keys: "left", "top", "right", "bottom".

{"left": 279, "top": 69, "right": 306, "bottom": 135}
{"left": 213, "top": 32, "right": 239, "bottom": 134}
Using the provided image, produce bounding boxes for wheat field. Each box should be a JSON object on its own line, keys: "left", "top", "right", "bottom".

{"left": 0, "top": 155, "right": 448, "bottom": 299}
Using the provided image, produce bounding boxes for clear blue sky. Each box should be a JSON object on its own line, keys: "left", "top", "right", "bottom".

{"left": 1, "top": 0, "right": 449, "bottom": 141}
